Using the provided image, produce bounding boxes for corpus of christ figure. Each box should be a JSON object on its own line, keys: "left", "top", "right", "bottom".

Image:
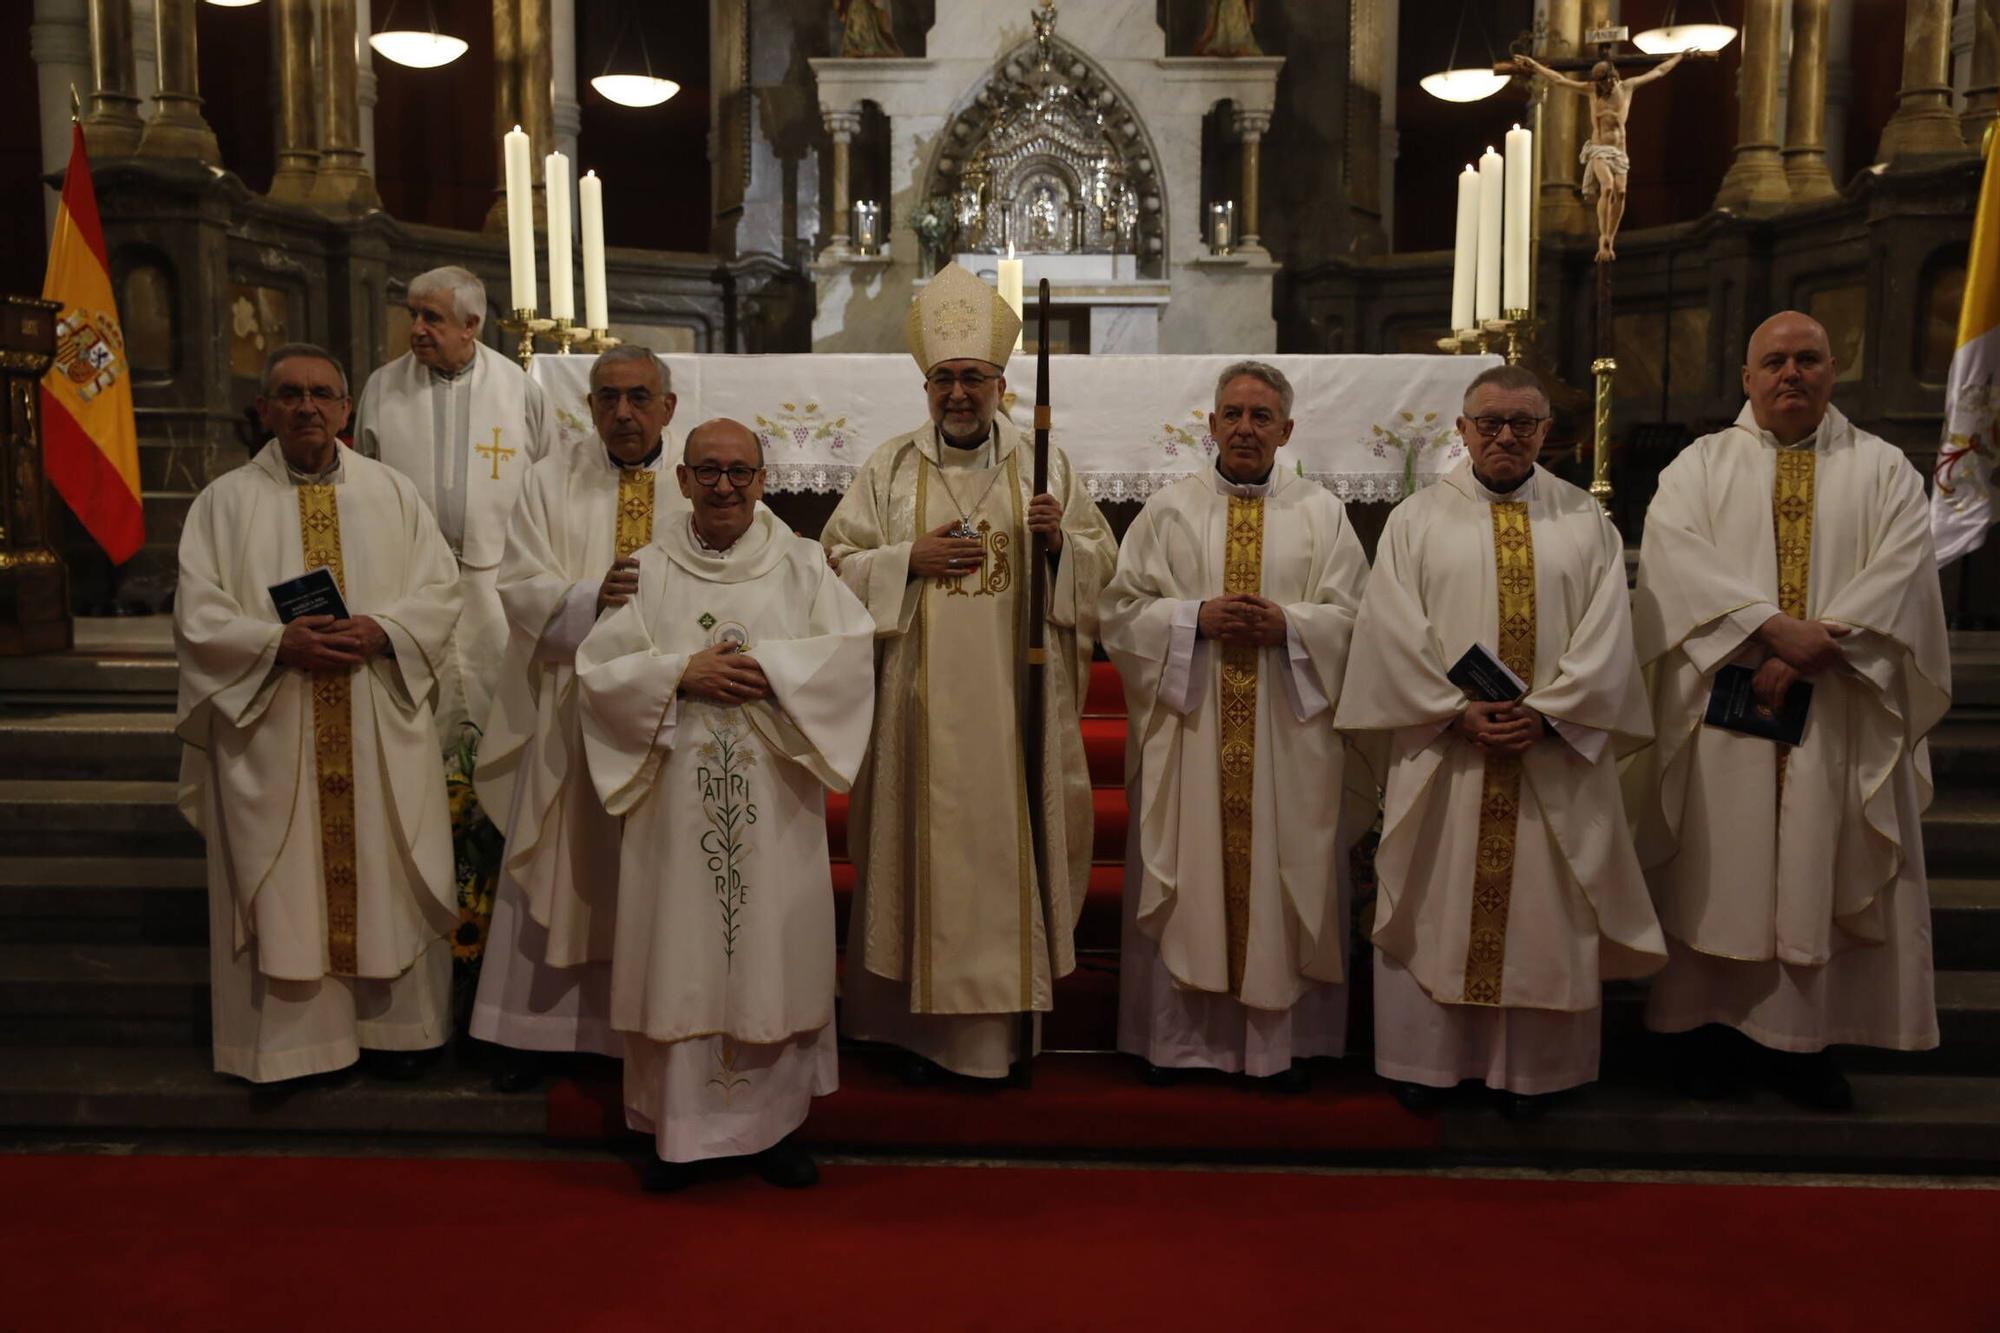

{"left": 1510, "top": 49, "right": 1689, "bottom": 263}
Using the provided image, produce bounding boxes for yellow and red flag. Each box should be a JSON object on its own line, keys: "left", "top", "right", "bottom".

{"left": 1932, "top": 126, "right": 2000, "bottom": 567}
{"left": 40, "top": 122, "right": 143, "bottom": 564}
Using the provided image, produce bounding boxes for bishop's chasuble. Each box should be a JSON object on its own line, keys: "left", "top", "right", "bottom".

{"left": 823, "top": 415, "right": 1117, "bottom": 1077}
{"left": 1336, "top": 461, "right": 1665, "bottom": 1094}
{"left": 175, "top": 443, "right": 463, "bottom": 1082}
{"left": 470, "top": 441, "right": 680, "bottom": 1056}
{"left": 1100, "top": 465, "right": 1371, "bottom": 1076}
{"left": 1627, "top": 404, "right": 1951, "bottom": 1052}
{"left": 578, "top": 508, "right": 876, "bottom": 1162}
{"left": 355, "top": 341, "right": 556, "bottom": 736}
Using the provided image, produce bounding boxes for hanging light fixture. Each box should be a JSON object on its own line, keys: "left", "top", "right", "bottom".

{"left": 1633, "top": 1, "right": 1737, "bottom": 55}
{"left": 369, "top": 0, "right": 469, "bottom": 70}
{"left": 1421, "top": 2, "right": 1509, "bottom": 103}
{"left": 590, "top": 3, "right": 680, "bottom": 108}
{"left": 202, "top": 0, "right": 261, "bottom": 7}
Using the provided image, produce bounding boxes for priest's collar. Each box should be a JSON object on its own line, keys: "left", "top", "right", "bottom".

{"left": 1736, "top": 401, "right": 1840, "bottom": 452}
{"left": 1210, "top": 459, "right": 1276, "bottom": 499}
{"left": 688, "top": 514, "right": 743, "bottom": 556}
{"left": 936, "top": 423, "right": 994, "bottom": 453}
{"left": 425, "top": 350, "right": 476, "bottom": 383}
{"left": 283, "top": 448, "right": 344, "bottom": 486}
{"left": 609, "top": 438, "right": 666, "bottom": 472}
{"left": 1468, "top": 465, "right": 1536, "bottom": 503}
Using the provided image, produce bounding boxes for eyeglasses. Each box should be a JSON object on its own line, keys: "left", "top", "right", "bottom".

{"left": 686, "top": 463, "right": 764, "bottom": 489}
{"left": 1469, "top": 414, "right": 1548, "bottom": 439}
{"left": 270, "top": 386, "right": 347, "bottom": 406}
{"left": 926, "top": 370, "right": 996, "bottom": 393}
{"left": 593, "top": 387, "right": 658, "bottom": 410}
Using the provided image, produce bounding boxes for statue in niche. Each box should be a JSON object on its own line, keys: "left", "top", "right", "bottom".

{"left": 835, "top": 0, "right": 901, "bottom": 57}
{"left": 1194, "top": 0, "right": 1262, "bottom": 58}
{"left": 1026, "top": 186, "right": 1062, "bottom": 249}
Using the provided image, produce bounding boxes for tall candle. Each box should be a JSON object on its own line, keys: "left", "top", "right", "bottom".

{"left": 1450, "top": 164, "right": 1479, "bottom": 334}
{"left": 544, "top": 150, "right": 574, "bottom": 322}
{"left": 1502, "top": 124, "right": 1533, "bottom": 314}
{"left": 1475, "top": 145, "right": 1503, "bottom": 324}
{"left": 996, "top": 246, "right": 1024, "bottom": 353}
{"left": 503, "top": 124, "right": 536, "bottom": 314}
{"left": 579, "top": 169, "right": 607, "bottom": 331}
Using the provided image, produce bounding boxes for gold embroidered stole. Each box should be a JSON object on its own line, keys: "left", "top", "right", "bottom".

{"left": 297, "top": 483, "right": 360, "bottom": 976}
{"left": 1463, "top": 500, "right": 1536, "bottom": 1005}
{"left": 1218, "top": 495, "right": 1264, "bottom": 997}
{"left": 1771, "top": 448, "right": 1816, "bottom": 807}
{"left": 614, "top": 466, "right": 657, "bottom": 558}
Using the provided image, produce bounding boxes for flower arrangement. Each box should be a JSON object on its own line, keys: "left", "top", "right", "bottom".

{"left": 444, "top": 723, "right": 503, "bottom": 1000}
{"left": 907, "top": 195, "right": 955, "bottom": 272}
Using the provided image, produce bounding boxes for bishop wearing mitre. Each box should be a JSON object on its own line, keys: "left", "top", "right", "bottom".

{"left": 355, "top": 265, "right": 559, "bottom": 738}
{"left": 470, "top": 347, "right": 681, "bottom": 1089}
{"left": 176, "top": 343, "right": 463, "bottom": 1083}
{"left": 1335, "top": 364, "right": 1665, "bottom": 1113}
{"left": 578, "top": 417, "right": 876, "bottom": 1191}
{"left": 1099, "top": 361, "right": 1371, "bottom": 1088}
{"left": 821, "top": 263, "right": 1118, "bottom": 1081}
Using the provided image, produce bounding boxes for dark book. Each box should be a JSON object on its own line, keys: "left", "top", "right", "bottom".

{"left": 1704, "top": 664, "right": 1811, "bottom": 745}
{"left": 1447, "top": 642, "right": 1529, "bottom": 704}
{"left": 269, "top": 566, "right": 348, "bottom": 623}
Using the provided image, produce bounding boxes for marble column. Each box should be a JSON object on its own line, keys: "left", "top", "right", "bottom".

{"left": 1965, "top": 0, "right": 2000, "bottom": 149}
{"left": 1232, "top": 107, "right": 1272, "bottom": 254}
{"left": 1538, "top": 0, "right": 1590, "bottom": 237}
{"left": 356, "top": 0, "right": 377, "bottom": 173}
{"left": 268, "top": 0, "right": 318, "bottom": 202}
{"left": 82, "top": 0, "right": 144, "bottom": 157}
{"left": 1377, "top": 0, "right": 1398, "bottom": 247}
{"left": 1714, "top": 0, "right": 1792, "bottom": 213}
{"left": 1825, "top": 0, "right": 1854, "bottom": 183}
{"left": 136, "top": 0, "right": 217, "bottom": 163}
{"left": 1878, "top": 0, "right": 1975, "bottom": 163}
{"left": 710, "top": 0, "right": 750, "bottom": 258}
{"left": 31, "top": 0, "right": 92, "bottom": 234}
{"left": 1783, "top": 0, "right": 1838, "bottom": 200}
{"left": 822, "top": 108, "right": 859, "bottom": 256}
{"left": 486, "top": 0, "right": 521, "bottom": 232}
{"left": 131, "top": 0, "right": 156, "bottom": 123}
{"left": 485, "top": 0, "right": 553, "bottom": 232}
{"left": 552, "top": 0, "right": 579, "bottom": 168}
{"left": 307, "top": 0, "right": 381, "bottom": 211}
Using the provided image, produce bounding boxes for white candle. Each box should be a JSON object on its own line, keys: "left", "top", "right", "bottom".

{"left": 579, "top": 169, "right": 607, "bottom": 332}
{"left": 1450, "top": 164, "right": 1479, "bottom": 334}
{"left": 544, "top": 150, "right": 574, "bottom": 322}
{"left": 997, "top": 247, "right": 1024, "bottom": 353}
{"left": 1475, "top": 145, "right": 1503, "bottom": 324}
{"left": 1503, "top": 124, "right": 1533, "bottom": 314}
{"left": 503, "top": 124, "right": 536, "bottom": 314}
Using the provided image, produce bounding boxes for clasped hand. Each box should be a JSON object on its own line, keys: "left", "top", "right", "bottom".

{"left": 680, "top": 644, "right": 771, "bottom": 706}
{"left": 1455, "top": 699, "right": 1542, "bottom": 756}
{"left": 1197, "top": 593, "right": 1286, "bottom": 648}
{"left": 1752, "top": 613, "right": 1849, "bottom": 713}
{"left": 597, "top": 556, "right": 640, "bottom": 616}
{"left": 277, "top": 615, "right": 389, "bottom": 673}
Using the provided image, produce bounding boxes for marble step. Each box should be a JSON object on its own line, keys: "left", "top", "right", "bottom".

{"left": 1920, "top": 794, "right": 2000, "bottom": 875}
{"left": 1932, "top": 877, "right": 2000, "bottom": 970}
{"left": 1929, "top": 715, "right": 2000, "bottom": 787}
{"left": 0, "top": 856, "right": 208, "bottom": 946}
{"left": 0, "top": 781, "right": 199, "bottom": 858}
{"left": 1950, "top": 638, "right": 2000, "bottom": 709}
{"left": 0, "top": 711, "right": 183, "bottom": 782}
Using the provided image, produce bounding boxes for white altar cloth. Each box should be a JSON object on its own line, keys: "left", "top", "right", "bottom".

{"left": 529, "top": 353, "right": 1496, "bottom": 503}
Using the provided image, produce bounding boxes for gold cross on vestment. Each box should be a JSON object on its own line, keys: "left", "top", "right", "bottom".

{"left": 475, "top": 427, "right": 515, "bottom": 480}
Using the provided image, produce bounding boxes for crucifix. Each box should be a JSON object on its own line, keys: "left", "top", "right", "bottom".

{"left": 475, "top": 426, "right": 515, "bottom": 480}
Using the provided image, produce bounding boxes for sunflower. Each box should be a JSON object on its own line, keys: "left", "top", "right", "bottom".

{"left": 452, "top": 906, "right": 488, "bottom": 961}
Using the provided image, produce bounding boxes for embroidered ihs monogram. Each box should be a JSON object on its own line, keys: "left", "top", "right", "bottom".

{"left": 939, "top": 518, "right": 1013, "bottom": 598}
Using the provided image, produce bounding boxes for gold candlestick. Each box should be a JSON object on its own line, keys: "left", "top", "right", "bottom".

{"left": 1590, "top": 355, "right": 1617, "bottom": 513}
{"left": 499, "top": 306, "right": 555, "bottom": 368}
{"left": 1482, "top": 308, "right": 1533, "bottom": 366}
{"left": 576, "top": 327, "right": 621, "bottom": 355}
{"left": 548, "top": 317, "right": 581, "bottom": 357}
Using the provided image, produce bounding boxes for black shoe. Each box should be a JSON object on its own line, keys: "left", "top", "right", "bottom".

{"left": 641, "top": 1157, "right": 696, "bottom": 1193}
{"left": 755, "top": 1138, "right": 820, "bottom": 1189}
{"left": 1268, "top": 1063, "right": 1311, "bottom": 1095}
{"left": 491, "top": 1049, "right": 545, "bottom": 1094}
{"left": 1138, "top": 1059, "right": 1179, "bottom": 1087}
{"left": 900, "top": 1053, "right": 943, "bottom": 1087}
{"left": 1497, "top": 1090, "right": 1557, "bottom": 1120}
{"left": 1669, "top": 1025, "right": 1744, "bottom": 1101}
{"left": 1767, "top": 1048, "right": 1854, "bottom": 1111}
{"left": 362, "top": 1047, "right": 440, "bottom": 1082}
{"left": 1392, "top": 1081, "right": 1445, "bottom": 1113}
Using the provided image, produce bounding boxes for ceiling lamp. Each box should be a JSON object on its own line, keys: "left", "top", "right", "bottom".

{"left": 368, "top": 0, "right": 468, "bottom": 70}
{"left": 1633, "top": 2, "right": 1737, "bottom": 55}
{"left": 591, "top": 3, "right": 680, "bottom": 109}
{"left": 1421, "top": 3, "right": 1508, "bottom": 104}
{"left": 202, "top": 0, "right": 260, "bottom": 7}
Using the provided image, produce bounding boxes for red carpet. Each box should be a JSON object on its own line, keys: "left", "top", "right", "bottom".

{"left": 4, "top": 1153, "right": 1995, "bottom": 1331}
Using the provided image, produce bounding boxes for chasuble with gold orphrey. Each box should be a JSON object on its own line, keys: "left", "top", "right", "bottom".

{"left": 1335, "top": 461, "right": 1664, "bottom": 1012}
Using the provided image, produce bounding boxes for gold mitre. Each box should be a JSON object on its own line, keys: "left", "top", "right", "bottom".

{"left": 905, "top": 261, "right": 1021, "bottom": 374}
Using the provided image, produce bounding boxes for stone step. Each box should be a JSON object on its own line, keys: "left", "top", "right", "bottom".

{"left": 0, "top": 856, "right": 208, "bottom": 946}
{"left": 1921, "top": 793, "right": 2000, "bottom": 875}
{"left": 0, "top": 781, "right": 199, "bottom": 858}
{"left": 0, "top": 711, "right": 182, "bottom": 782}
{"left": 0, "top": 943, "right": 210, "bottom": 1045}
{"left": 1929, "top": 715, "right": 2000, "bottom": 787}
{"left": 1950, "top": 636, "right": 2000, "bottom": 710}
{"left": 0, "top": 655, "right": 178, "bottom": 708}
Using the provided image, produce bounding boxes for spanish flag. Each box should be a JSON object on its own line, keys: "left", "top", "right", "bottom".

{"left": 1932, "top": 126, "right": 2000, "bottom": 568}
{"left": 41, "top": 122, "right": 143, "bottom": 565}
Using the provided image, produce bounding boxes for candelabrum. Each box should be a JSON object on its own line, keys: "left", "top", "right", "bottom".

{"left": 1483, "top": 309, "right": 1533, "bottom": 366}
{"left": 547, "top": 317, "right": 582, "bottom": 357}
{"left": 1434, "top": 328, "right": 1490, "bottom": 355}
{"left": 499, "top": 307, "right": 555, "bottom": 369}
{"left": 576, "top": 327, "right": 622, "bottom": 355}
{"left": 1590, "top": 355, "right": 1617, "bottom": 513}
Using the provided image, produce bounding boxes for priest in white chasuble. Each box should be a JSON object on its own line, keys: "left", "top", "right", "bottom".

{"left": 820, "top": 263, "right": 1118, "bottom": 1081}
{"left": 354, "top": 265, "right": 558, "bottom": 738}
{"left": 578, "top": 418, "right": 875, "bottom": 1191}
{"left": 1335, "top": 365, "right": 1665, "bottom": 1113}
{"left": 1100, "top": 361, "right": 1371, "bottom": 1088}
{"left": 1626, "top": 311, "right": 1952, "bottom": 1110}
{"left": 470, "top": 347, "right": 685, "bottom": 1088}
{"left": 174, "top": 344, "right": 463, "bottom": 1084}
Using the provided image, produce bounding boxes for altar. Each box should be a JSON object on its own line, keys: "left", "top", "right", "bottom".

{"left": 528, "top": 352, "right": 1496, "bottom": 503}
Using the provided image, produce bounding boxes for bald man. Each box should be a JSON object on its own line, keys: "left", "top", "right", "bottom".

{"left": 1625, "top": 312, "right": 1952, "bottom": 1110}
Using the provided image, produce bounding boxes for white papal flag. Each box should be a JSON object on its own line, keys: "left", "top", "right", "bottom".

{"left": 1932, "top": 127, "right": 2000, "bottom": 567}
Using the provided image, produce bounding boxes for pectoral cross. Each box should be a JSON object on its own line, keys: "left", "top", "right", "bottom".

{"left": 474, "top": 427, "right": 515, "bottom": 480}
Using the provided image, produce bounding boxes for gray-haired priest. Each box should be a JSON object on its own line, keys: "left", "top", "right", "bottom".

{"left": 578, "top": 418, "right": 876, "bottom": 1191}
{"left": 355, "top": 264, "right": 559, "bottom": 738}
{"left": 175, "top": 343, "right": 463, "bottom": 1083}
{"left": 821, "top": 263, "right": 1118, "bottom": 1082}
{"left": 1335, "top": 364, "right": 1666, "bottom": 1115}
{"left": 470, "top": 347, "right": 681, "bottom": 1089}
{"left": 1099, "top": 360, "right": 1371, "bottom": 1089}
